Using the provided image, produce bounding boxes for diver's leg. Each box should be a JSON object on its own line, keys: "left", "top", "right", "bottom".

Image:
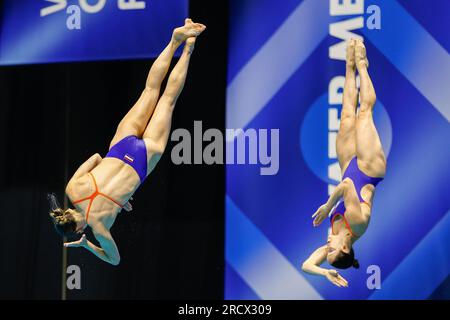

{"left": 336, "top": 39, "right": 358, "bottom": 174}
{"left": 109, "top": 19, "right": 204, "bottom": 148}
{"left": 355, "top": 40, "right": 386, "bottom": 177}
{"left": 142, "top": 37, "right": 199, "bottom": 173}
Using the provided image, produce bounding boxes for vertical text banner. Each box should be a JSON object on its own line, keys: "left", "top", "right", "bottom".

{"left": 226, "top": 0, "right": 450, "bottom": 300}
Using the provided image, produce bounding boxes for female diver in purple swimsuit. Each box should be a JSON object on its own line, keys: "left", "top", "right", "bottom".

{"left": 301, "top": 39, "right": 387, "bottom": 287}
{"left": 48, "top": 19, "right": 206, "bottom": 265}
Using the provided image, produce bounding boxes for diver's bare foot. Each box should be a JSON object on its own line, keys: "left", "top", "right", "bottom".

{"left": 346, "top": 38, "right": 356, "bottom": 70}
{"left": 173, "top": 18, "right": 206, "bottom": 43}
{"left": 185, "top": 37, "right": 196, "bottom": 53}
{"left": 355, "top": 39, "right": 369, "bottom": 69}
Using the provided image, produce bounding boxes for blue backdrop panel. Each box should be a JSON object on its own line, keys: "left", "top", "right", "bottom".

{"left": 226, "top": 0, "right": 450, "bottom": 300}
{"left": 0, "top": 0, "right": 188, "bottom": 65}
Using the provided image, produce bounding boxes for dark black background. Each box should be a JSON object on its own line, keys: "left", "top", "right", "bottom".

{"left": 0, "top": 0, "right": 227, "bottom": 299}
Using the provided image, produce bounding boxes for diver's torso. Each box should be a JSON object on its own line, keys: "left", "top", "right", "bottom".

{"left": 331, "top": 182, "right": 375, "bottom": 239}
{"left": 67, "top": 157, "right": 141, "bottom": 230}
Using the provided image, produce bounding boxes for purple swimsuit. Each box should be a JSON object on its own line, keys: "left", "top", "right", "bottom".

{"left": 106, "top": 136, "right": 148, "bottom": 183}
{"left": 330, "top": 157, "right": 384, "bottom": 229}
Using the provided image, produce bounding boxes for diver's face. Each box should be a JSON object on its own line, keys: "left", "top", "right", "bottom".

{"left": 326, "top": 234, "right": 350, "bottom": 264}
{"left": 326, "top": 235, "right": 340, "bottom": 253}
{"left": 326, "top": 235, "right": 341, "bottom": 263}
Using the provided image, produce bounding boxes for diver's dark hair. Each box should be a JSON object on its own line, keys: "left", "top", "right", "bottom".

{"left": 331, "top": 248, "right": 360, "bottom": 269}
{"left": 48, "top": 193, "right": 77, "bottom": 237}
{"left": 49, "top": 208, "right": 77, "bottom": 237}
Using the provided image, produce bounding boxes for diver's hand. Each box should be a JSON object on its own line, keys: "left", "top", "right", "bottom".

{"left": 312, "top": 204, "right": 329, "bottom": 227}
{"left": 325, "top": 269, "right": 348, "bottom": 288}
{"left": 64, "top": 234, "right": 88, "bottom": 248}
{"left": 123, "top": 197, "right": 133, "bottom": 212}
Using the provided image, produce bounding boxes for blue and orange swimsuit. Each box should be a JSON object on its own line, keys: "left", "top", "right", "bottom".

{"left": 330, "top": 157, "right": 384, "bottom": 236}
{"left": 72, "top": 136, "right": 148, "bottom": 222}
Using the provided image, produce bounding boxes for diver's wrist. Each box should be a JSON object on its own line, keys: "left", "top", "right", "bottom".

{"left": 319, "top": 268, "right": 329, "bottom": 277}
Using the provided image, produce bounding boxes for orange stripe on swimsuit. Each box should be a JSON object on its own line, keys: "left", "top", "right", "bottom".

{"left": 331, "top": 212, "right": 359, "bottom": 238}
{"left": 72, "top": 173, "right": 124, "bottom": 222}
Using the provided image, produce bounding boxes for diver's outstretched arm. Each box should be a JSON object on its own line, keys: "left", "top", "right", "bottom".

{"left": 302, "top": 246, "right": 328, "bottom": 275}
{"left": 302, "top": 246, "right": 348, "bottom": 288}
{"left": 64, "top": 232, "right": 121, "bottom": 266}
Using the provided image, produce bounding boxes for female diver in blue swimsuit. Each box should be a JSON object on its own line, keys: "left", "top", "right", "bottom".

{"left": 301, "top": 39, "right": 387, "bottom": 287}
{"left": 48, "top": 19, "right": 206, "bottom": 265}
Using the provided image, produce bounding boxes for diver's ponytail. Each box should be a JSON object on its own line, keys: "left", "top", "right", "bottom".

{"left": 47, "top": 193, "right": 61, "bottom": 212}
{"left": 352, "top": 259, "right": 360, "bottom": 269}
{"left": 48, "top": 194, "right": 77, "bottom": 237}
